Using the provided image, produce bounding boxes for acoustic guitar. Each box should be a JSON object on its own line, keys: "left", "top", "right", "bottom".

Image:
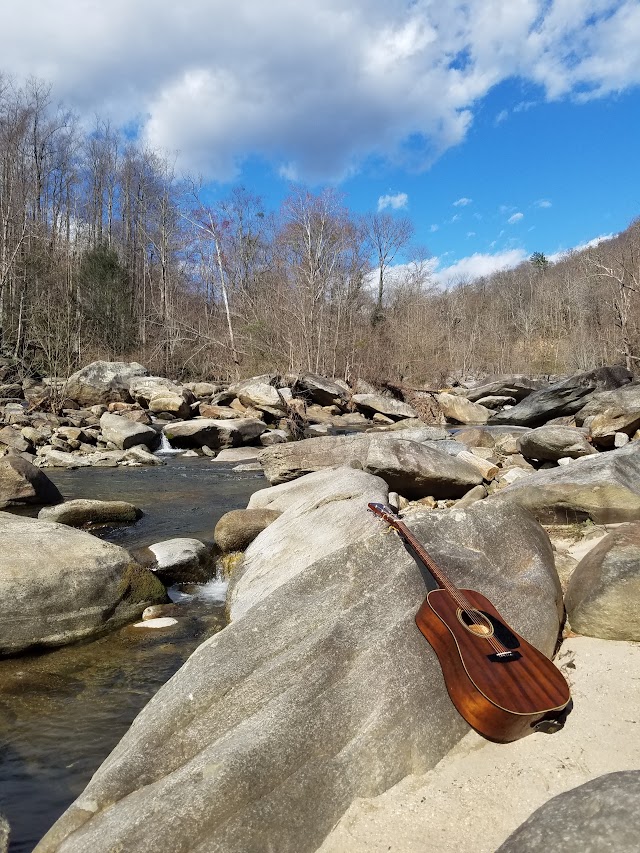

{"left": 368, "top": 502, "right": 571, "bottom": 743}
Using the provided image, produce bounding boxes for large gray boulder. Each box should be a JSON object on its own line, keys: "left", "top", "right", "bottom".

{"left": 0, "top": 455, "right": 62, "bottom": 508}
{"left": 128, "top": 375, "right": 183, "bottom": 406}
{"left": 351, "top": 394, "right": 417, "bottom": 420}
{"left": 0, "top": 513, "right": 166, "bottom": 656}
{"left": 258, "top": 434, "right": 482, "bottom": 498}
{"left": 235, "top": 380, "right": 287, "bottom": 413}
{"left": 36, "top": 491, "right": 562, "bottom": 853}
{"left": 436, "top": 392, "right": 491, "bottom": 424}
{"left": 495, "top": 442, "right": 640, "bottom": 523}
{"left": 65, "top": 361, "right": 148, "bottom": 406}
{"left": 463, "top": 375, "right": 543, "bottom": 403}
{"left": 565, "top": 523, "right": 640, "bottom": 641}
{"left": 490, "top": 366, "right": 632, "bottom": 427}
{"left": 99, "top": 413, "right": 158, "bottom": 450}
{"left": 576, "top": 382, "right": 640, "bottom": 446}
{"left": 497, "top": 771, "right": 640, "bottom": 853}
{"left": 147, "top": 538, "right": 213, "bottom": 584}
{"left": 295, "top": 373, "right": 350, "bottom": 406}
{"left": 517, "top": 426, "right": 596, "bottom": 461}
{"left": 163, "top": 417, "right": 267, "bottom": 449}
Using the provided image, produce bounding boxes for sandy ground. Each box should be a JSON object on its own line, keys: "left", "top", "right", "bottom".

{"left": 318, "top": 636, "right": 640, "bottom": 853}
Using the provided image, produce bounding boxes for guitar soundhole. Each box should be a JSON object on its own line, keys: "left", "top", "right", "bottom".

{"left": 457, "top": 608, "right": 495, "bottom": 637}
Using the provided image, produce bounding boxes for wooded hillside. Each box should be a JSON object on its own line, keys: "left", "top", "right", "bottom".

{"left": 1, "top": 77, "right": 638, "bottom": 384}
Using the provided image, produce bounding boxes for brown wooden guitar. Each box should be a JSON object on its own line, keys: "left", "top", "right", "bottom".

{"left": 368, "top": 502, "right": 571, "bottom": 743}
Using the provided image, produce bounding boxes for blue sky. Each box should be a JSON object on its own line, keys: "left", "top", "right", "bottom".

{"left": 3, "top": 0, "right": 640, "bottom": 283}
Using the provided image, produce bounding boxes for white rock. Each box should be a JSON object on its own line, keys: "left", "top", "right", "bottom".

{"left": 132, "top": 617, "right": 178, "bottom": 629}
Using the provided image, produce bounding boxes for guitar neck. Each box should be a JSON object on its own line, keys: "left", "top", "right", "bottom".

{"left": 393, "top": 519, "right": 460, "bottom": 597}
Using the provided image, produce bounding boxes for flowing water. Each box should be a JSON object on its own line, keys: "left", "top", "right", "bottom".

{"left": 0, "top": 457, "right": 266, "bottom": 852}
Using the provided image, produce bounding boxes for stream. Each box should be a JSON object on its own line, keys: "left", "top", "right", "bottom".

{"left": 0, "top": 457, "right": 266, "bottom": 852}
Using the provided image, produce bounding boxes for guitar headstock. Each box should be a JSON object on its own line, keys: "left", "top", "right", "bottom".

{"left": 367, "top": 502, "right": 402, "bottom": 529}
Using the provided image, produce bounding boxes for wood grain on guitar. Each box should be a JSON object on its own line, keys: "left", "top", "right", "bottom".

{"left": 368, "top": 502, "right": 571, "bottom": 743}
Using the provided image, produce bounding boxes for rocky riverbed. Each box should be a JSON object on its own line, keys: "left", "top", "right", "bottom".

{"left": 2, "top": 359, "right": 640, "bottom": 851}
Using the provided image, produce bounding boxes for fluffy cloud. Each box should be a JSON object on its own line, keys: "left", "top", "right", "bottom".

{"left": 508, "top": 212, "right": 524, "bottom": 224}
{"left": 535, "top": 199, "right": 552, "bottom": 208}
{"left": 548, "top": 233, "right": 616, "bottom": 263}
{"left": 378, "top": 192, "right": 409, "bottom": 211}
{"left": 434, "top": 249, "right": 528, "bottom": 285}
{"left": 453, "top": 197, "right": 473, "bottom": 206}
{"left": 1, "top": 1, "right": 639, "bottom": 180}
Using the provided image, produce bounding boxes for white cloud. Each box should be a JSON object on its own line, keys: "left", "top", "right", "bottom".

{"left": 508, "top": 212, "right": 524, "bottom": 224}
{"left": 495, "top": 109, "right": 509, "bottom": 124}
{"left": 377, "top": 192, "right": 409, "bottom": 211}
{"left": 535, "top": 199, "right": 552, "bottom": 208}
{"left": 548, "top": 233, "right": 616, "bottom": 263}
{"left": 453, "top": 197, "right": 472, "bottom": 206}
{"left": 429, "top": 224, "right": 439, "bottom": 232}
{"left": 1, "top": 1, "right": 638, "bottom": 180}
{"left": 466, "top": 231, "right": 476, "bottom": 237}
{"left": 434, "top": 249, "right": 528, "bottom": 286}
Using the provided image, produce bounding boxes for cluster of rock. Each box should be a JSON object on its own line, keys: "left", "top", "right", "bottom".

{"left": 5, "top": 359, "right": 640, "bottom": 851}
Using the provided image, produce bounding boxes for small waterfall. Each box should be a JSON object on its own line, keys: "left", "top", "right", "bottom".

{"left": 156, "top": 433, "right": 181, "bottom": 455}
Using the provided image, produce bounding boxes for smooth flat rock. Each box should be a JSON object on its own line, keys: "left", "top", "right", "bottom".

{"left": 319, "top": 637, "right": 640, "bottom": 853}
{"left": 436, "top": 392, "right": 491, "bottom": 424}
{"left": 214, "top": 508, "right": 281, "bottom": 553}
{"left": 211, "top": 447, "right": 260, "bottom": 463}
{"left": 132, "top": 617, "right": 178, "bottom": 629}
{"left": 38, "top": 499, "right": 140, "bottom": 527}
{"left": 99, "top": 413, "right": 158, "bottom": 450}
{"left": 351, "top": 394, "right": 417, "bottom": 420}
{"left": 463, "top": 376, "right": 543, "bottom": 402}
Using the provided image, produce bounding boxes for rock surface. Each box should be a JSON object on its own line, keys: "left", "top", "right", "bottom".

{"left": 577, "top": 382, "right": 640, "bottom": 446}
{"left": 258, "top": 434, "right": 482, "bottom": 498}
{"left": 99, "top": 413, "right": 158, "bottom": 450}
{"left": 490, "top": 366, "right": 632, "bottom": 427}
{"left": 213, "top": 508, "right": 281, "bottom": 553}
{"left": 0, "top": 455, "right": 62, "bottom": 508}
{"left": 295, "top": 373, "right": 349, "bottom": 406}
{"left": 319, "top": 637, "right": 640, "bottom": 853}
{"left": 0, "top": 513, "right": 165, "bottom": 655}
{"left": 38, "top": 499, "right": 140, "bottom": 527}
{"left": 65, "top": 361, "right": 148, "bottom": 406}
{"left": 517, "top": 426, "right": 596, "bottom": 461}
{"left": 495, "top": 441, "right": 640, "bottom": 523}
{"left": 565, "top": 523, "right": 640, "bottom": 640}
{"left": 497, "top": 771, "right": 640, "bottom": 853}
{"left": 148, "top": 538, "right": 213, "bottom": 584}
{"left": 37, "top": 494, "right": 562, "bottom": 853}
{"left": 436, "top": 392, "right": 491, "bottom": 424}
{"left": 163, "top": 417, "right": 266, "bottom": 449}
{"left": 351, "top": 394, "right": 417, "bottom": 420}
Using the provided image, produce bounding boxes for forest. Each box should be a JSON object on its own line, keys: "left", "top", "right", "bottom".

{"left": 1, "top": 76, "right": 639, "bottom": 386}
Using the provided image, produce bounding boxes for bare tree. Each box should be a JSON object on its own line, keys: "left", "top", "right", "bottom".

{"left": 364, "top": 211, "right": 413, "bottom": 324}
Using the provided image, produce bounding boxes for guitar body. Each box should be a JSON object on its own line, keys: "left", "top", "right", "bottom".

{"left": 416, "top": 589, "right": 571, "bottom": 743}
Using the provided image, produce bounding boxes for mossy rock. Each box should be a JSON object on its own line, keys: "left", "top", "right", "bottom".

{"left": 118, "top": 562, "right": 167, "bottom": 605}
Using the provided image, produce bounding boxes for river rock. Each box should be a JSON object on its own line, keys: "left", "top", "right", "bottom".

{"left": 99, "top": 413, "right": 158, "bottom": 450}
{"left": 258, "top": 434, "right": 482, "bottom": 498}
{"left": 565, "top": 523, "right": 640, "bottom": 640}
{"left": 38, "top": 495, "right": 563, "bottom": 853}
{"left": 163, "top": 418, "right": 267, "bottom": 449}
{"left": 211, "top": 448, "right": 260, "bottom": 463}
{"left": 148, "top": 391, "right": 192, "bottom": 419}
{"left": 148, "top": 538, "right": 213, "bottom": 583}
{"left": 463, "top": 376, "right": 543, "bottom": 402}
{"left": 65, "top": 361, "right": 148, "bottom": 406}
{"left": 497, "top": 771, "right": 640, "bottom": 853}
{"left": 295, "top": 373, "right": 350, "bottom": 406}
{"left": 0, "top": 513, "right": 165, "bottom": 655}
{"left": 214, "top": 508, "right": 282, "bottom": 552}
{"left": 198, "top": 403, "right": 243, "bottom": 419}
{"left": 436, "top": 393, "right": 491, "bottom": 424}
{"left": 123, "top": 446, "right": 166, "bottom": 465}
{"left": 128, "top": 376, "right": 183, "bottom": 406}
{"left": 495, "top": 441, "right": 640, "bottom": 523}
{"left": 517, "top": 426, "right": 597, "bottom": 461}
{"left": 235, "top": 381, "right": 286, "bottom": 412}
{"left": 38, "top": 499, "right": 141, "bottom": 527}
{"left": 0, "top": 813, "right": 8, "bottom": 853}
{"left": 260, "top": 429, "right": 288, "bottom": 446}
{"left": 132, "top": 617, "right": 178, "bottom": 629}
{"left": 490, "top": 365, "right": 632, "bottom": 427}
{"left": 0, "top": 425, "right": 30, "bottom": 452}
{"left": 576, "top": 382, "right": 640, "bottom": 446}
{"left": 0, "top": 455, "right": 62, "bottom": 508}
{"left": 351, "top": 394, "right": 417, "bottom": 420}
{"left": 475, "top": 395, "right": 516, "bottom": 409}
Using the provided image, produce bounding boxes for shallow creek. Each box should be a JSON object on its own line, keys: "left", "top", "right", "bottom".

{"left": 0, "top": 457, "right": 265, "bottom": 852}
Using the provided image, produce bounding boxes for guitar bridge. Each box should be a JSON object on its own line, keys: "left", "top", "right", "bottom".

{"left": 489, "top": 650, "right": 521, "bottom": 662}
